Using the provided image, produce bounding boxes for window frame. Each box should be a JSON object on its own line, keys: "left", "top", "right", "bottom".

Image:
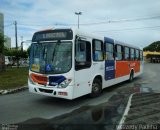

{"left": 92, "top": 39, "right": 104, "bottom": 62}
{"left": 130, "top": 48, "right": 135, "bottom": 60}
{"left": 124, "top": 46, "right": 130, "bottom": 60}
{"left": 75, "top": 38, "right": 92, "bottom": 71}
{"left": 140, "top": 50, "right": 143, "bottom": 61}
{"left": 115, "top": 44, "right": 123, "bottom": 61}
{"left": 135, "top": 49, "right": 140, "bottom": 60}
{"left": 105, "top": 43, "right": 114, "bottom": 60}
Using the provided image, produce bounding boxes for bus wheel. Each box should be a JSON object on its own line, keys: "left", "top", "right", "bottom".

{"left": 90, "top": 78, "right": 102, "bottom": 97}
{"left": 129, "top": 70, "right": 134, "bottom": 82}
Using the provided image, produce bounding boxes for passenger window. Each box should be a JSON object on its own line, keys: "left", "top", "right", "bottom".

{"left": 135, "top": 49, "right": 140, "bottom": 60}
{"left": 130, "top": 48, "right": 135, "bottom": 60}
{"left": 140, "top": 50, "right": 143, "bottom": 61}
{"left": 92, "top": 39, "right": 103, "bottom": 61}
{"left": 75, "top": 41, "right": 86, "bottom": 62}
{"left": 116, "top": 45, "right": 123, "bottom": 60}
{"left": 105, "top": 43, "right": 114, "bottom": 60}
{"left": 124, "top": 47, "right": 130, "bottom": 60}
{"left": 75, "top": 39, "right": 91, "bottom": 70}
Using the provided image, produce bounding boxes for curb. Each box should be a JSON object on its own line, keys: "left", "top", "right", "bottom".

{"left": 0, "top": 86, "right": 28, "bottom": 95}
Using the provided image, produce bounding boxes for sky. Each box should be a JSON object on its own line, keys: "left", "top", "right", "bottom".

{"left": 0, "top": 0, "right": 160, "bottom": 50}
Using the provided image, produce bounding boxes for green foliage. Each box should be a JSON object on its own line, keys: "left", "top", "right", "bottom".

{"left": 4, "top": 48, "right": 28, "bottom": 58}
{"left": 0, "top": 33, "right": 5, "bottom": 53}
{"left": 0, "top": 67, "right": 28, "bottom": 89}
{"left": 143, "top": 41, "right": 160, "bottom": 52}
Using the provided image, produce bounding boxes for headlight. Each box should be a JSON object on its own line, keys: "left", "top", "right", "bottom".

{"left": 28, "top": 75, "right": 36, "bottom": 85}
{"left": 58, "top": 78, "right": 72, "bottom": 88}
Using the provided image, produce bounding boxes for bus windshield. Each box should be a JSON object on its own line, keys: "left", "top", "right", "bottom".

{"left": 30, "top": 41, "right": 72, "bottom": 74}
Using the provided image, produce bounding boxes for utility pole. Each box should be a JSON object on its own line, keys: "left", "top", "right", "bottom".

{"left": 75, "top": 12, "right": 82, "bottom": 29}
{"left": 21, "top": 36, "right": 23, "bottom": 52}
{"left": 14, "top": 21, "right": 19, "bottom": 67}
{"left": 14, "top": 21, "right": 18, "bottom": 49}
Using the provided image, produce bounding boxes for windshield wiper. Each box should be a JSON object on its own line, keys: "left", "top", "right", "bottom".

{"left": 52, "top": 42, "right": 60, "bottom": 62}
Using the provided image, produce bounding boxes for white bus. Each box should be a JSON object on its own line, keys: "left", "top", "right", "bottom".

{"left": 28, "top": 28, "right": 143, "bottom": 99}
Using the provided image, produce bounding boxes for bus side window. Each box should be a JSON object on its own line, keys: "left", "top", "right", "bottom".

{"left": 124, "top": 47, "right": 130, "bottom": 60}
{"left": 130, "top": 48, "right": 135, "bottom": 60}
{"left": 92, "top": 39, "right": 103, "bottom": 61}
{"left": 76, "top": 41, "right": 86, "bottom": 62}
{"left": 116, "top": 45, "right": 123, "bottom": 60}
{"left": 105, "top": 43, "right": 114, "bottom": 60}
{"left": 75, "top": 40, "right": 91, "bottom": 70}
{"left": 135, "top": 49, "right": 140, "bottom": 60}
{"left": 140, "top": 50, "right": 143, "bottom": 61}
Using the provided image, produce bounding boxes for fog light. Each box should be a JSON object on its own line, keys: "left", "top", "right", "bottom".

{"left": 34, "top": 88, "right": 37, "bottom": 92}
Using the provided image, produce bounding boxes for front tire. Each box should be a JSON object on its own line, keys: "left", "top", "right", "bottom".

{"left": 90, "top": 78, "right": 102, "bottom": 97}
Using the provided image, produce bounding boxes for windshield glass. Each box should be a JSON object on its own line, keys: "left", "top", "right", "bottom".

{"left": 30, "top": 41, "right": 72, "bottom": 74}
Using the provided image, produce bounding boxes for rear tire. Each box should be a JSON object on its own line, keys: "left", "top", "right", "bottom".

{"left": 90, "top": 78, "right": 102, "bottom": 97}
{"left": 129, "top": 70, "right": 134, "bottom": 82}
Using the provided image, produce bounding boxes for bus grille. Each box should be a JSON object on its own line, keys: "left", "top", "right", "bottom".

{"left": 39, "top": 88, "right": 53, "bottom": 93}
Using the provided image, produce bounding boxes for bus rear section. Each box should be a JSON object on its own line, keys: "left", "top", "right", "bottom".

{"left": 104, "top": 37, "right": 143, "bottom": 88}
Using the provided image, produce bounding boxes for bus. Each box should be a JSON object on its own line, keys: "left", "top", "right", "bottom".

{"left": 28, "top": 28, "right": 143, "bottom": 100}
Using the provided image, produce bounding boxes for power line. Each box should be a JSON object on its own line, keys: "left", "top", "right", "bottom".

{"left": 106, "top": 15, "right": 160, "bottom": 23}
{"left": 69, "top": 15, "right": 160, "bottom": 26}
{"left": 0, "top": 23, "right": 14, "bottom": 28}
{"left": 94, "top": 25, "right": 160, "bottom": 33}
{"left": 4, "top": 15, "right": 160, "bottom": 28}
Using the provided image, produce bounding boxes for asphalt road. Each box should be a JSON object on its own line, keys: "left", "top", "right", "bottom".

{"left": 0, "top": 63, "right": 159, "bottom": 124}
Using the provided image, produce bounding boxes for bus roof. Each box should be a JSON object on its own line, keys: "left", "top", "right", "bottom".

{"left": 33, "top": 28, "right": 141, "bottom": 50}
{"left": 114, "top": 40, "right": 141, "bottom": 50}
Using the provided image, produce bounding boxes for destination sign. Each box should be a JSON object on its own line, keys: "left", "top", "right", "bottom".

{"left": 43, "top": 32, "right": 67, "bottom": 39}
{"left": 32, "top": 29, "right": 73, "bottom": 42}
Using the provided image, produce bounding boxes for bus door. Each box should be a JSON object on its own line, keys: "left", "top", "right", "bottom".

{"left": 104, "top": 37, "right": 115, "bottom": 80}
{"left": 74, "top": 37, "right": 92, "bottom": 98}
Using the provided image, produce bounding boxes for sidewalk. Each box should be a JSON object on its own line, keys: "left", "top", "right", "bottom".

{"left": 0, "top": 86, "right": 28, "bottom": 95}
{"left": 119, "top": 85, "right": 160, "bottom": 130}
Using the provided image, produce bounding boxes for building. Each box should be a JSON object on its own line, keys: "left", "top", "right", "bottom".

{"left": 4, "top": 35, "right": 11, "bottom": 49}
{"left": 143, "top": 51, "right": 160, "bottom": 63}
{"left": 0, "top": 12, "right": 4, "bottom": 34}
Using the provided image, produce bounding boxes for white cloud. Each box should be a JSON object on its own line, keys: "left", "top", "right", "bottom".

{"left": 0, "top": 0, "right": 160, "bottom": 49}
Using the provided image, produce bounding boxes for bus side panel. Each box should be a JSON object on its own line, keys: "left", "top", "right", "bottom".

{"left": 104, "top": 37, "right": 115, "bottom": 81}
{"left": 134, "top": 61, "right": 140, "bottom": 73}
{"left": 105, "top": 60, "right": 115, "bottom": 80}
{"left": 115, "top": 61, "right": 130, "bottom": 78}
{"left": 115, "top": 61, "right": 140, "bottom": 78}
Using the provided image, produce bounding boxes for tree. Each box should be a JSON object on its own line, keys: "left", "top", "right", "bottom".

{"left": 143, "top": 41, "right": 160, "bottom": 52}
{"left": 4, "top": 49, "right": 28, "bottom": 58}
{"left": 0, "top": 33, "right": 5, "bottom": 54}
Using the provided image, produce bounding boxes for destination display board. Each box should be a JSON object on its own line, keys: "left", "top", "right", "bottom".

{"left": 32, "top": 29, "right": 73, "bottom": 42}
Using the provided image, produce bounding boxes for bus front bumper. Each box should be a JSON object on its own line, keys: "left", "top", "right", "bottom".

{"left": 28, "top": 81, "right": 73, "bottom": 100}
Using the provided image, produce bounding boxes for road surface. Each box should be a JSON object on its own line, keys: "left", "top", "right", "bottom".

{"left": 0, "top": 63, "right": 159, "bottom": 124}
